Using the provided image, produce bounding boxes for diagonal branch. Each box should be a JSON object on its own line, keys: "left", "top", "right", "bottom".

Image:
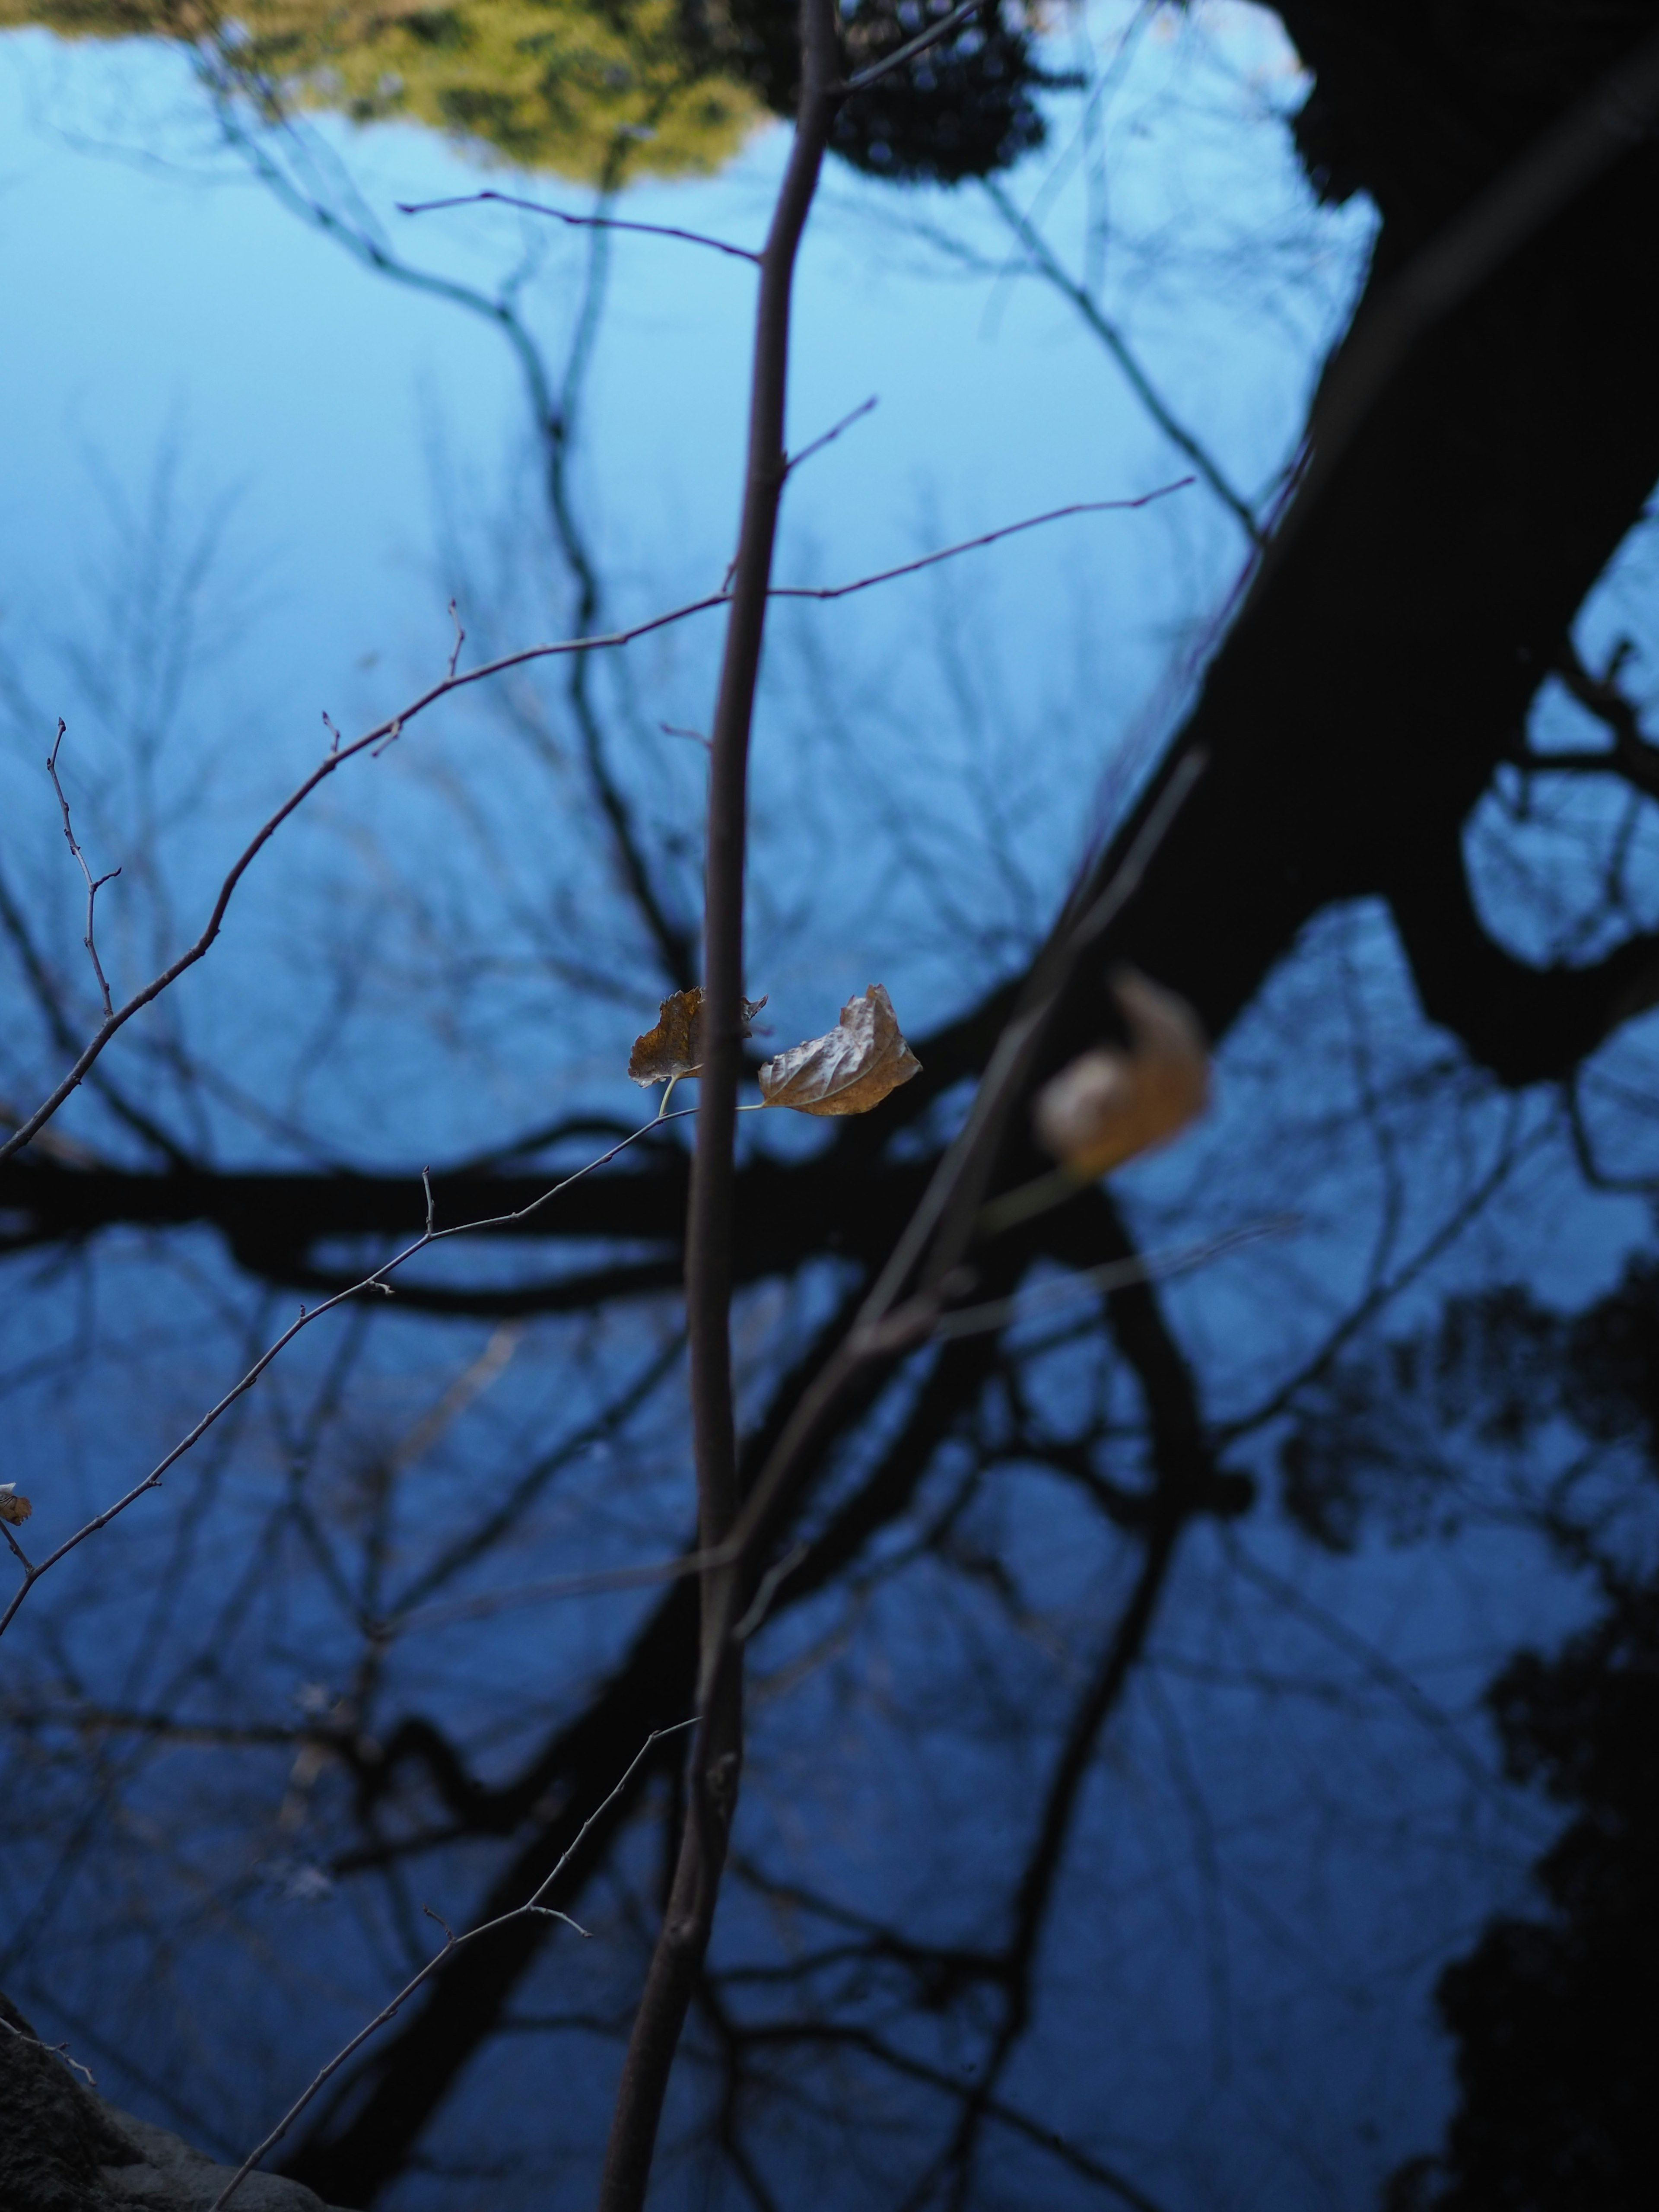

{"left": 1388, "top": 830, "right": 1659, "bottom": 1085}
{"left": 980, "top": 178, "right": 1263, "bottom": 545}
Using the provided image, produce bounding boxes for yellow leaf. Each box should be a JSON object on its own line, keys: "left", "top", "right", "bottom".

{"left": 759, "top": 985, "right": 922, "bottom": 1116}
{"left": 0, "top": 1483, "right": 31, "bottom": 1527}
{"left": 1033, "top": 969, "right": 1209, "bottom": 1179}
{"left": 628, "top": 988, "right": 766, "bottom": 1086}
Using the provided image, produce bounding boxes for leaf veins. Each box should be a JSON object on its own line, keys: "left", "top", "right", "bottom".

{"left": 759, "top": 985, "right": 922, "bottom": 1116}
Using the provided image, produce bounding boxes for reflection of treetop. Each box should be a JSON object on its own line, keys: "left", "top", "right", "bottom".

{"left": 1, "top": 0, "right": 757, "bottom": 176}
{"left": 0, "top": 0, "right": 1054, "bottom": 182}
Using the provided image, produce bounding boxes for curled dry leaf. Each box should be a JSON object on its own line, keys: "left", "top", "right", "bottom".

{"left": 0, "top": 1482, "right": 32, "bottom": 1527}
{"left": 628, "top": 987, "right": 767, "bottom": 1086}
{"left": 759, "top": 984, "right": 922, "bottom": 1116}
{"left": 1033, "top": 968, "right": 1209, "bottom": 1179}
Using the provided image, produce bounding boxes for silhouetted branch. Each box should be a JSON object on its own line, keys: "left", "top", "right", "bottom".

{"left": 203, "top": 1722, "right": 693, "bottom": 2212}
{"left": 841, "top": 0, "right": 993, "bottom": 95}
{"left": 785, "top": 393, "right": 878, "bottom": 476}
{"left": 1389, "top": 833, "right": 1659, "bottom": 1083}
{"left": 768, "top": 483, "right": 1189, "bottom": 602}
{"left": 725, "top": 2017, "right": 1171, "bottom": 2212}
{"left": 3, "top": 493, "right": 1177, "bottom": 1170}
{"left": 398, "top": 188, "right": 762, "bottom": 262}
{"left": 1516, "top": 634, "right": 1659, "bottom": 799}
{"left": 600, "top": 3, "right": 844, "bottom": 2198}
{"left": 0, "top": 1109, "right": 699, "bottom": 1640}
{"left": 43, "top": 721, "right": 121, "bottom": 1021}
{"left": 980, "top": 178, "right": 1264, "bottom": 546}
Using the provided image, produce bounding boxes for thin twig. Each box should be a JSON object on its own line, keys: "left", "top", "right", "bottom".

{"left": 841, "top": 0, "right": 991, "bottom": 95}
{"left": 45, "top": 720, "right": 121, "bottom": 1021}
{"left": 0, "top": 1110, "right": 699, "bottom": 1640}
{"left": 0, "top": 493, "right": 1185, "bottom": 1170}
{"left": 1217, "top": 1106, "right": 1544, "bottom": 1444}
{"left": 711, "top": 750, "right": 1209, "bottom": 1586}
{"left": 389, "top": 1545, "right": 735, "bottom": 1635}
{"left": 202, "top": 1721, "right": 695, "bottom": 2212}
{"left": 980, "top": 180, "right": 1263, "bottom": 546}
{"left": 767, "top": 483, "right": 1189, "bottom": 602}
{"left": 0, "top": 609, "right": 716, "bottom": 1164}
{"left": 375, "top": 1219, "right": 1284, "bottom": 1636}
{"left": 928, "top": 1217, "right": 1297, "bottom": 1341}
{"left": 0, "top": 2012, "right": 98, "bottom": 2089}
{"left": 397, "top": 189, "right": 761, "bottom": 265}
{"left": 785, "top": 394, "right": 877, "bottom": 477}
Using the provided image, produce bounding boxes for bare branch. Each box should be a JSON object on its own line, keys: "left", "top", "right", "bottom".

{"left": 203, "top": 1722, "right": 695, "bottom": 2212}
{"left": 730, "top": 2019, "right": 1171, "bottom": 2212}
{"left": 0, "top": 607, "right": 705, "bottom": 1165}
{"left": 928, "top": 1216, "right": 1297, "bottom": 1341}
{"left": 1, "top": 495, "right": 1179, "bottom": 1169}
{"left": 980, "top": 179, "right": 1264, "bottom": 546}
{"left": 0, "top": 1108, "right": 699, "bottom": 1640}
{"left": 768, "top": 482, "right": 1189, "bottom": 603}
{"left": 784, "top": 394, "right": 877, "bottom": 477}
{"left": 1536, "top": 633, "right": 1659, "bottom": 797}
{"left": 397, "top": 188, "right": 762, "bottom": 265}
{"left": 713, "top": 749, "right": 1208, "bottom": 1587}
{"left": 840, "top": 0, "right": 992, "bottom": 96}
{"left": 600, "top": 4, "right": 843, "bottom": 2200}
{"left": 44, "top": 720, "right": 121, "bottom": 1021}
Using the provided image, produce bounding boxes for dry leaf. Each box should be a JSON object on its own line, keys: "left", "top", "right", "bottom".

{"left": 1033, "top": 968, "right": 1209, "bottom": 1179}
{"left": 628, "top": 988, "right": 766, "bottom": 1086}
{"left": 629, "top": 987, "right": 702, "bottom": 1086}
{"left": 0, "top": 1482, "right": 32, "bottom": 1527}
{"left": 759, "top": 985, "right": 922, "bottom": 1116}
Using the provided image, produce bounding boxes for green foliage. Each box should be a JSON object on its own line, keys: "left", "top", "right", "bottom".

{"left": 0, "top": 0, "right": 764, "bottom": 180}
{"left": 0, "top": 0, "right": 1059, "bottom": 184}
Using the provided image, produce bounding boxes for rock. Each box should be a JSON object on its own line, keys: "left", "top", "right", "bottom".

{"left": 1, "top": 1993, "right": 352, "bottom": 2212}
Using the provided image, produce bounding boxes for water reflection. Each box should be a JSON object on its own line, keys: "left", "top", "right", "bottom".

{"left": 1, "top": 6, "right": 1656, "bottom": 2211}
{"left": 0, "top": 0, "right": 761, "bottom": 177}
{"left": 0, "top": 0, "right": 1057, "bottom": 182}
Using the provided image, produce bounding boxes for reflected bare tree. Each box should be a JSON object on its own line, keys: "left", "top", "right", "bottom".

{"left": 4, "top": 5, "right": 1659, "bottom": 2210}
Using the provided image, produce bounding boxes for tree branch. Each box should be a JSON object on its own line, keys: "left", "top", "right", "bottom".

{"left": 598, "top": 7, "right": 844, "bottom": 2199}
{"left": 1388, "top": 831, "right": 1659, "bottom": 1084}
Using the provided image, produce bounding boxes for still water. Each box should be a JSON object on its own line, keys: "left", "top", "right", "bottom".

{"left": 1, "top": 7, "right": 1653, "bottom": 2209}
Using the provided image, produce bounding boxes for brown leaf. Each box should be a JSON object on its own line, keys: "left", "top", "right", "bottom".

{"left": 0, "top": 1483, "right": 32, "bottom": 1527}
{"left": 628, "top": 988, "right": 766, "bottom": 1086}
{"left": 759, "top": 985, "right": 922, "bottom": 1116}
{"left": 1033, "top": 968, "right": 1209, "bottom": 1179}
{"left": 629, "top": 987, "right": 702, "bottom": 1086}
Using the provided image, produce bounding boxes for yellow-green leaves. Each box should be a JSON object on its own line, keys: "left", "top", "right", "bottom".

{"left": 0, "top": 0, "right": 765, "bottom": 185}
{"left": 628, "top": 987, "right": 766, "bottom": 1087}
{"left": 1034, "top": 969, "right": 1209, "bottom": 1179}
{"left": 758, "top": 985, "right": 921, "bottom": 1116}
{"left": 0, "top": 1483, "right": 31, "bottom": 1527}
